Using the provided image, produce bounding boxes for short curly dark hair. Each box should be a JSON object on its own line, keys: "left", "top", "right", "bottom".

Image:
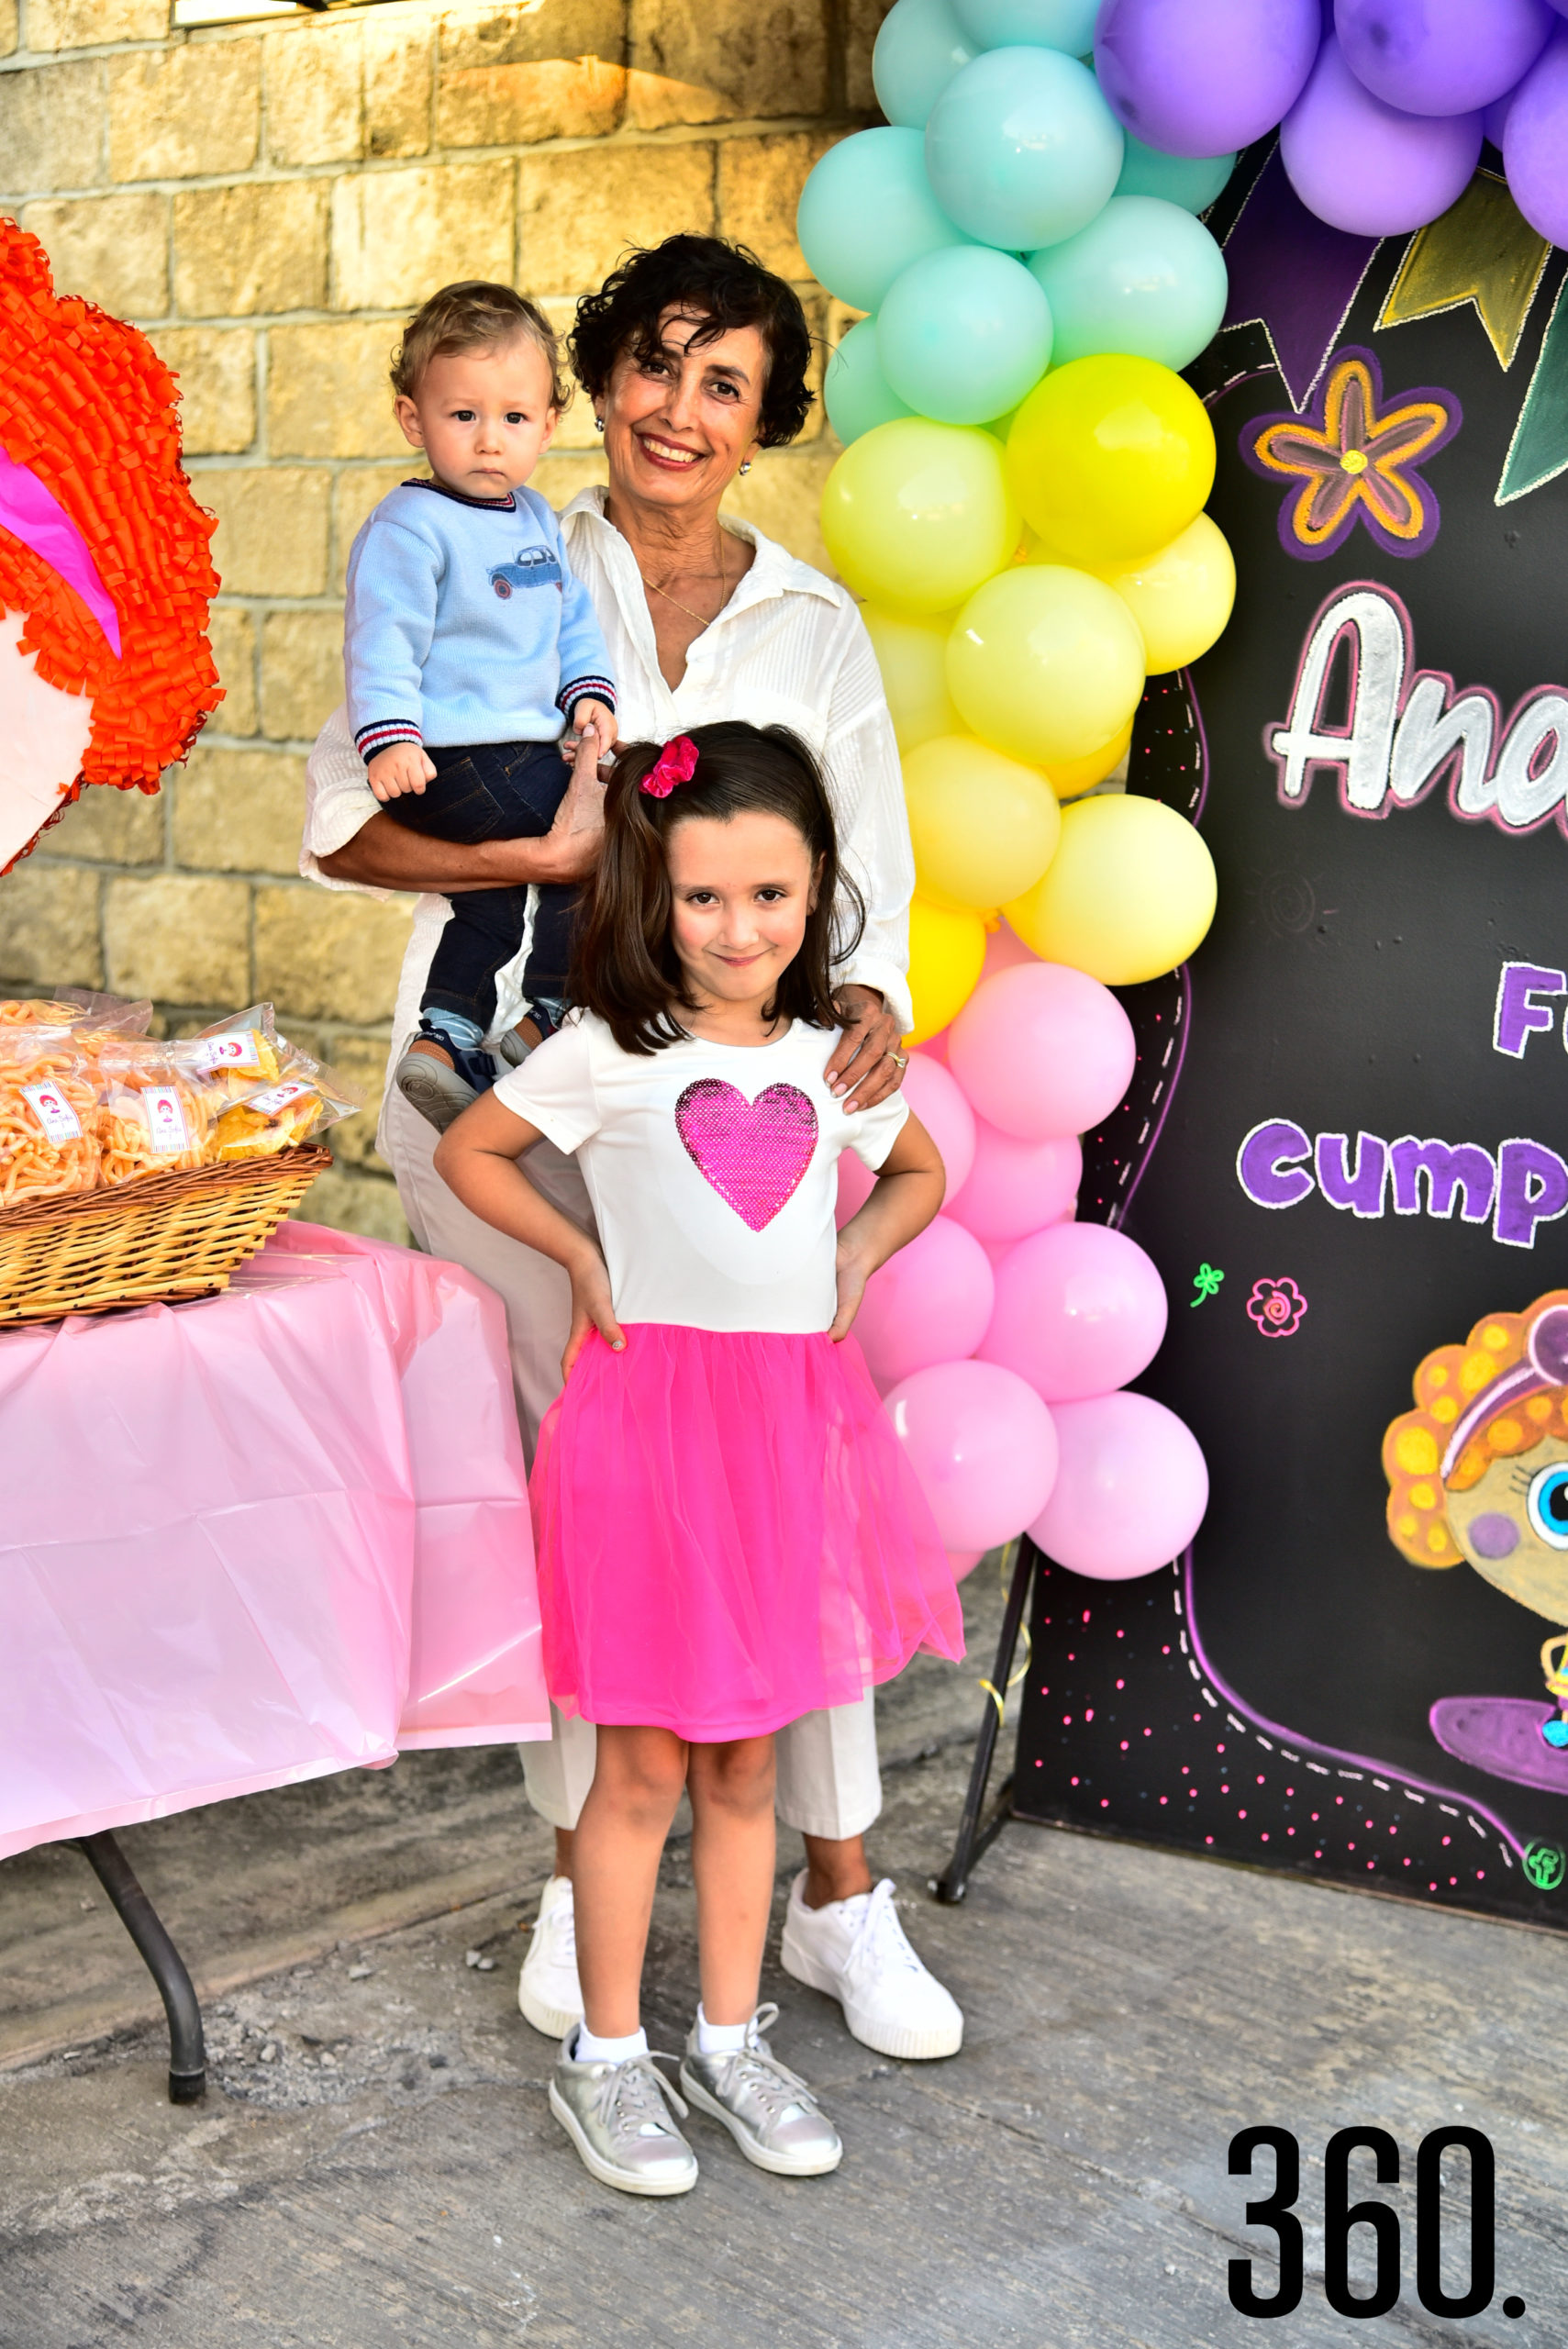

{"left": 569, "top": 236, "right": 815, "bottom": 450}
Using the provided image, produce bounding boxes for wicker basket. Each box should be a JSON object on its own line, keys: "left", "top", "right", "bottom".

{"left": 0, "top": 1146, "right": 332, "bottom": 1327}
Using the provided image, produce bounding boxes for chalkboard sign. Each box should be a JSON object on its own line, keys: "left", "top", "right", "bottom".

{"left": 1014, "top": 152, "right": 1568, "bottom": 1927}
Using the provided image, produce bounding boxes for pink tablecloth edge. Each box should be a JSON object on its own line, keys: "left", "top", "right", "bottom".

{"left": 397, "top": 1719, "right": 549, "bottom": 1751}
{"left": 0, "top": 1745, "right": 394, "bottom": 1866}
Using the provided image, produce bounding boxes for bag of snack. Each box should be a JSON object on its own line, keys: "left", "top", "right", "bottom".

{"left": 0, "top": 1029, "right": 101, "bottom": 1207}
{"left": 206, "top": 1045, "right": 363, "bottom": 1160}
{"left": 95, "top": 1040, "right": 210, "bottom": 1185}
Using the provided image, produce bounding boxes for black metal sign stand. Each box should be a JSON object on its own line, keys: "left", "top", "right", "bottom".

{"left": 73, "top": 1831, "right": 206, "bottom": 2102}
{"left": 934, "top": 1539, "right": 1037, "bottom": 1905}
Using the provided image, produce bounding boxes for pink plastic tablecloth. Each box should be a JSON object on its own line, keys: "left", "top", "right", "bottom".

{"left": 0, "top": 1221, "right": 548, "bottom": 1862}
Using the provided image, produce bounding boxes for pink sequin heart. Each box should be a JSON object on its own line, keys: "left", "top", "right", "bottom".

{"left": 675, "top": 1078, "right": 817, "bottom": 1231}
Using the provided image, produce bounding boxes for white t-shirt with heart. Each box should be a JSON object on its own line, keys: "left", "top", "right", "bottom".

{"left": 492, "top": 1010, "right": 909, "bottom": 1333}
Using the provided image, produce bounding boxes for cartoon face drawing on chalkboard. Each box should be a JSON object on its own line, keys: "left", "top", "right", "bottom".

{"left": 1385, "top": 1297, "right": 1568, "bottom": 1749}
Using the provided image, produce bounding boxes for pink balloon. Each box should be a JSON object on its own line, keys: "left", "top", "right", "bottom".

{"left": 949, "top": 963, "right": 1136, "bottom": 1142}
{"left": 948, "top": 1119, "right": 1082, "bottom": 1241}
{"left": 1029, "top": 1392, "right": 1207, "bottom": 1580}
{"left": 948, "top": 1549, "right": 985, "bottom": 1580}
{"left": 884, "top": 1359, "right": 1059, "bottom": 1553}
{"left": 981, "top": 1223, "right": 1168, "bottom": 1401}
{"left": 903, "top": 1052, "right": 977, "bottom": 1196}
{"left": 855, "top": 1214, "right": 995, "bottom": 1388}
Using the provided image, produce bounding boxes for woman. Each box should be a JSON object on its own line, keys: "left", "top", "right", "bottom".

{"left": 301, "top": 235, "right": 962, "bottom": 2068}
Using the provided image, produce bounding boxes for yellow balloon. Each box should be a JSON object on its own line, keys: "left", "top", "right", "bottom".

{"left": 1006, "top": 355, "right": 1217, "bottom": 565}
{"left": 1006, "top": 794, "right": 1217, "bottom": 985}
{"left": 862, "top": 605, "right": 963, "bottom": 754}
{"left": 904, "top": 735, "right": 1061, "bottom": 912}
{"left": 1042, "top": 719, "right": 1132, "bottom": 799}
{"left": 1091, "top": 513, "right": 1236, "bottom": 674}
{"left": 906, "top": 895, "right": 987, "bottom": 1043}
{"left": 947, "top": 565, "right": 1146, "bottom": 766}
{"left": 821, "top": 418, "right": 1021, "bottom": 616}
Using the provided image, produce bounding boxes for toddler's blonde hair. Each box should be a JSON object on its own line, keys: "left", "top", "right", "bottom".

{"left": 391, "top": 281, "right": 571, "bottom": 410}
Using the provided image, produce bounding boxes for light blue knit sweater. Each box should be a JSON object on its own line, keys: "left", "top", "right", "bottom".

{"left": 343, "top": 478, "right": 615, "bottom": 759}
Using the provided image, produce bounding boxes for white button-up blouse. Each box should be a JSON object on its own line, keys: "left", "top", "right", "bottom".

{"left": 300, "top": 488, "right": 916, "bottom": 1100}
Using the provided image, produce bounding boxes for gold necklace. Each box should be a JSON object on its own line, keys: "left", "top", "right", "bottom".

{"left": 642, "top": 530, "right": 728, "bottom": 629}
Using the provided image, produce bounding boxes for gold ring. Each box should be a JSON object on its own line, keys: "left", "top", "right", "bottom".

{"left": 889, "top": 1050, "right": 908, "bottom": 1068}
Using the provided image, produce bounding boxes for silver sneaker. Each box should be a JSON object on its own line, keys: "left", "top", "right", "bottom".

{"left": 678, "top": 2005, "right": 842, "bottom": 2177}
{"left": 549, "top": 2031, "right": 698, "bottom": 2198}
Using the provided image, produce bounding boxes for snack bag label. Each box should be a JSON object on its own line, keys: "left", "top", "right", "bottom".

{"left": 191, "top": 1032, "right": 262, "bottom": 1072}
{"left": 242, "top": 1077, "right": 315, "bottom": 1117}
{"left": 21, "top": 1082, "right": 82, "bottom": 1143}
{"left": 140, "top": 1085, "right": 190, "bottom": 1151}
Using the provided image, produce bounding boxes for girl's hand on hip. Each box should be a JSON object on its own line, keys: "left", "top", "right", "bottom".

{"left": 562, "top": 1251, "right": 625, "bottom": 1378}
{"left": 827, "top": 986, "right": 906, "bottom": 1112}
{"left": 828, "top": 1242, "right": 872, "bottom": 1342}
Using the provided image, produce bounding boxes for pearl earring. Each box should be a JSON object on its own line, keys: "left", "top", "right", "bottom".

{"left": 739, "top": 457, "right": 752, "bottom": 474}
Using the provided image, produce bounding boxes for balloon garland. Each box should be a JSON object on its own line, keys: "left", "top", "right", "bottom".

{"left": 801, "top": 0, "right": 1568, "bottom": 1582}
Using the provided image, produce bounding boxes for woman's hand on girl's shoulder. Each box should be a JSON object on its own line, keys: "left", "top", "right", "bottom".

{"left": 562, "top": 1249, "right": 625, "bottom": 1378}
{"left": 826, "top": 986, "right": 906, "bottom": 1111}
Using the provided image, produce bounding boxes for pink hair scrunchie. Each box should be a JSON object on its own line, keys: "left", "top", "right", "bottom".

{"left": 639, "top": 734, "right": 699, "bottom": 798}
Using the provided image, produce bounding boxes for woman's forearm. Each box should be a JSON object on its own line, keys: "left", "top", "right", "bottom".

{"left": 319, "top": 814, "right": 572, "bottom": 894}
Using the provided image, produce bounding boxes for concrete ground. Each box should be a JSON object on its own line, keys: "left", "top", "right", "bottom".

{"left": 2, "top": 1566, "right": 1564, "bottom": 2348}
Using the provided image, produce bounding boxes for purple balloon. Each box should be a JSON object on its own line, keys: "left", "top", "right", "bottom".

{"left": 1335, "top": 0, "right": 1552, "bottom": 117}
{"left": 1095, "top": 0, "right": 1321, "bottom": 158}
{"left": 1481, "top": 85, "right": 1520, "bottom": 144}
{"left": 1281, "top": 34, "right": 1482, "bottom": 233}
{"left": 1505, "top": 27, "right": 1568, "bottom": 244}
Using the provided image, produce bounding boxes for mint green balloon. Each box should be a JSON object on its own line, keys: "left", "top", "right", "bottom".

{"left": 925, "top": 47, "right": 1124, "bottom": 251}
{"left": 873, "top": 0, "right": 976, "bottom": 127}
{"left": 879, "top": 245, "right": 1052, "bottom": 428}
{"left": 951, "top": 0, "right": 1097, "bottom": 49}
{"left": 825, "top": 320, "right": 915, "bottom": 445}
{"left": 797, "top": 128, "right": 973, "bottom": 315}
{"left": 1114, "top": 134, "right": 1236, "bottom": 214}
{"left": 1026, "top": 195, "right": 1228, "bottom": 371}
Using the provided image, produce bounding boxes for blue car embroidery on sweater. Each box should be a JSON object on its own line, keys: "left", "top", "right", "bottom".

{"left": 490, "top": 548, "right": 563, "bottom": 597}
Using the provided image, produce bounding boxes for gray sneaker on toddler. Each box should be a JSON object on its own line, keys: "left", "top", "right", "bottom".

{"left": 549, "top": 2029, "right": 698, "bottom": 2198}
{"left": 678, "top": 2005, "right": 842, "bottom": 2176}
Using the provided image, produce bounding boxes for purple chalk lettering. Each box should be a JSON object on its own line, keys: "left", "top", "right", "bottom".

{"left": 1495, "top": 1138, "right": 1568, "bottom": 1250}
{"left": 1390, "top": 1137, "right": 1497, "bottom": 1223}
{"left": 1237, "top": 1119, "right": 1315, "bottom": 1210}
{"left": 1494, "top": 962, "right": 1567, "bottom": 1058}
{"left": 1315, "top": 1131, "right": 1388, "bottom": 1219}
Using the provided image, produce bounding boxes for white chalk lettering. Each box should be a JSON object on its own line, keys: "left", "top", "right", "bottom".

{"left": 1269, "top": 584, "right": 1568, "bottom": 837}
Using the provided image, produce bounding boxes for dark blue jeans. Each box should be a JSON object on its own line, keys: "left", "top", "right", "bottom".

{"left": 382, "top": 739, "right": 577, "bottom": 1033}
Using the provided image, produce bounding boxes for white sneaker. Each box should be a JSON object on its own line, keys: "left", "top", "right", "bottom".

{"left": 779, "top": 1872, "right": 963, "bottom": 2061}
{"left": 517, "top": 1875, "right": 584, "bottom": 2040}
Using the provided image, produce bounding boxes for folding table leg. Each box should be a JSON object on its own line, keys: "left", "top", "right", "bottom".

{"left": 76, "top": 1831, "right": 206, "bottom": 2103}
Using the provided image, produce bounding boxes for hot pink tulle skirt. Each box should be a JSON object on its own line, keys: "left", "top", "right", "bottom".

{"left": 529, "top": 1324, "right": 964, "bottom": 1742}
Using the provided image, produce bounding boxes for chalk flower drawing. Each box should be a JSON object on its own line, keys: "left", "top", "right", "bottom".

{"left": 1245, "top": 350, "right": 1459, "bottom": 562}
{"left": 1247, "top": 1276, "right": 1308, "bottom": 1339}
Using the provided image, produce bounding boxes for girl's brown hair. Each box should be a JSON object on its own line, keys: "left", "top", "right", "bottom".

{"left": 571, "top": 721, "right": 863, "bottom": 1055}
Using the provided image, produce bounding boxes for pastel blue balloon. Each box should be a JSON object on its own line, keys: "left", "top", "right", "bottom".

{"left": 878, "top": 245, "right": 1053, "bottom": 426}
{"left": 951, "top": 0, "right": 1098, "bottom": 50}
{"left": 824, "top": 319, "right": 915, "bottom": 444}
{"left": 797, "top": 127, "right": 974, "bottom": 313}
{"left": 1026, "top": 195, "right": 1228, "bottom": 369}
{"left": 926, "top": 47, "right": 1125, "bottom": 250}
{"left": 1114, "top": 131, "right": 1237, "bottom": 213}
{"left": 873, "top": 0, "right": 977, "bottom": 127}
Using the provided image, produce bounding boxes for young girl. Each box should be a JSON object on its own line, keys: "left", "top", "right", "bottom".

{"left": 436, "top": 720, "right": 962, "bottom": 2197}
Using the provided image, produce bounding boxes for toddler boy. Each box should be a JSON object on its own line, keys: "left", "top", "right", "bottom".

{"left": 344, "top": 280, "right": 616, "bottom": 1130}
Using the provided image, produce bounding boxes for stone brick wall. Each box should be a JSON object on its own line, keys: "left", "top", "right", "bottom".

{"left": 0, "top": 0, "right": 879, "bottom": 1234}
